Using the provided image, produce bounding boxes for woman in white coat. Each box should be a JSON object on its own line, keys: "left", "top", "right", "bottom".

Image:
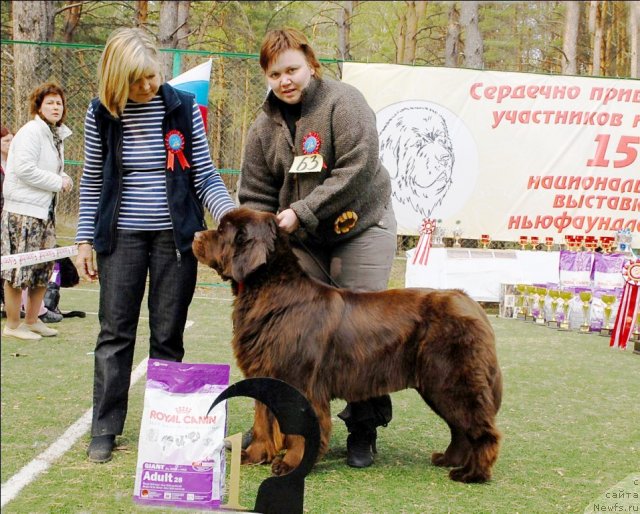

{"left": 1, "top": 82, "right": 73, "bottom": 340}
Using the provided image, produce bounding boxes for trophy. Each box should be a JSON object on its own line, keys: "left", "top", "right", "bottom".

{"left": 599, "top": 294, "right": 617, "bottom": 337}
{"left": 574, "top": 235, "right": 584, "bottom": 251}
{"left": 515, "top": 284, "right": 527, "bottom": 319}
{"left": 525, "top": 285, "right": 537, "bottom": 321}
{"left": 534, "top": 287, "right": 547, "bottom": 324}
{"left": 545, "top": 236, "right": 554, "bottom": 252}
{"left": 564, "top": 235, "right": 575, "bottom": 251}
{"left": 558, "top": 290, "right": 574, "bottom": 330}
{"left": 480, "top": 234, "right": 490, "bottom": 250}
{"left": 519, "top": 235, "right": 529, "bottom": 251}
{"left": 578, "top": 290, "right": 593, "bottom": 334}
{"left": 547, "top": 289, "right": 560, "bottom": 328}
{"left": 584, "top": 236, "right": 598, "bottom": 252}
{"left": 530, "top": 236, "right": 539, "bottom": 251}
{"left": 453, "top": 221, "right": 462, "bottom": 248}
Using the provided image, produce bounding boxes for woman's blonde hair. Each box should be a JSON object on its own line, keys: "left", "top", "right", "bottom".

{"left": 98, "top": 27, "right": 162, "bottom": 117}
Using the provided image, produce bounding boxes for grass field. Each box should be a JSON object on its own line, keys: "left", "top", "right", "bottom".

{"left": 1, "top": 253, "right": 639, "bottom": 514}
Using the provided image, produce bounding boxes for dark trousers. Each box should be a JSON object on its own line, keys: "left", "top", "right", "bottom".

{"left": 91, "top": 230, "right": 197, "bottom": 437}
{"left": 292, "top": 204, "right": 397, "bottom": 432}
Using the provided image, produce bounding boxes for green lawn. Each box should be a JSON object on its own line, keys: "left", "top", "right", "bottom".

{"left": 1, "top": 262, "right": 639, "bottom": 513}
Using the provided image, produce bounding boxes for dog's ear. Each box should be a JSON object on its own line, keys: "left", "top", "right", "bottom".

{"left": 231, "top": 214, "right": 278, "bottom": 282}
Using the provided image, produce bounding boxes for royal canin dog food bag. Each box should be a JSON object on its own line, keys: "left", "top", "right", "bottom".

{"left": 133, "top": 359, "right": 230, "bottom": 509}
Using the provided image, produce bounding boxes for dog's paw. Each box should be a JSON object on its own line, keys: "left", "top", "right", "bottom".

{"left": 241, "top": 445, "right": 271, "bottom": 465}
{"left": 431, "top": 452, "right": 449, "bottom": 467}
{"left": 271, "top": 455, "right": 294, "bottom": 476}
{"left": 449, "top": 466, "right": 490, "bottom": 483}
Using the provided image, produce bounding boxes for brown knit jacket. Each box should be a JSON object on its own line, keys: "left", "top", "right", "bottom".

{"left": 238, "top": 76, "right": 392, "bottom": 246}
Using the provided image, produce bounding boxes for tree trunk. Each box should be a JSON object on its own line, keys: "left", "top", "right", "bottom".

{"left": 630, "top": 0, "right": 640, "bottom": 78}
{"left": 445, "top": 2, "right": 460, "bottom": 67}
{"left": 591, "top": 0, "right": 604, "bottom": 75}
{"left": 403, "top": 1, "right": 427, "bottom": 64}
{"left": 12, "top": 0, "right": 55, "bottom": 128}
{"left": 158, "top": 0, "right": 190, "bottom": 80}
{"left": 396, "top": 9, "right": 406, "bottom": 63}
{"left": 337, "top": 1, "right": 358, "bottom": 77}
{"left": 135, "top": 0, "right": 149, "bottom": 27}
{"left": 460, "top": 0, "right": 483, "bottom": 69}
{"left": 562, "top": 0, "right": 580, "bottom": 74}
{"left": 62, "top": 1, "right": 82, "bottom": 43}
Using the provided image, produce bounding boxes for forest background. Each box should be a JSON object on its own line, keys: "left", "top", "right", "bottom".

{"left": 1, "top": 0, "right": 639, "bottom": 232}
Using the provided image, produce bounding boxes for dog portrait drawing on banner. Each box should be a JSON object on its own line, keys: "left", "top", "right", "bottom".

{"left": 379, "top": 105, "right": 455, "bottom": 223}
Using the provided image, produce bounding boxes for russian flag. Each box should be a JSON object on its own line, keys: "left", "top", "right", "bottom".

{"left": 168, "top": 59, "right": 212, "bottom": 131}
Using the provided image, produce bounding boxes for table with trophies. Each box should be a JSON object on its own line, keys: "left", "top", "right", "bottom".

{"left": 405, "top": 229, "right": 640, "bottom": 348}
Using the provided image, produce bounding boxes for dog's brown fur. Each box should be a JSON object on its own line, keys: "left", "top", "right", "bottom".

{"left": 193, "top": 207, "right": 502, "bottom": 482}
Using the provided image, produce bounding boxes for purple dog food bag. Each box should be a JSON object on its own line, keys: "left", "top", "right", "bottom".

{"left": 133, "top": 359, "right": 230, "bottom": 510}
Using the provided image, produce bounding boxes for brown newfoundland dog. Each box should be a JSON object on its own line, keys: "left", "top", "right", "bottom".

{"left": 192, "top": 207, "right": 502, "bottom": 483}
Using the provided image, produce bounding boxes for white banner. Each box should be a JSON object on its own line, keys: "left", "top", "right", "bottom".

{"left": 342, "top": 63, "right": 639, "bottom": 247}
{"left": 1, "top": 245, "right": 77, "bottom": 270}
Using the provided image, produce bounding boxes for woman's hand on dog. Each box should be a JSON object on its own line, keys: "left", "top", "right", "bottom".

{"left": 276, "top": 208, "right": 300, "bottom": 233}
{"left": 76, "top": 244, "right": 98, "bottom": 281}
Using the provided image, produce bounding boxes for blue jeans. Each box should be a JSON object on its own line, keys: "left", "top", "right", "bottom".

{"left": 91, "top": 230, "right": 197, "bottom": 436}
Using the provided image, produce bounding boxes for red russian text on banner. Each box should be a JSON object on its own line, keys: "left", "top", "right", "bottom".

{"left": 609, "top": 259, "right": 640, "bottom": 350}
{"left": 165, "top": 130, "right": 191, "bottom": 171}
{"left": 412, "top": 218, "right": 436, "bottom": 266}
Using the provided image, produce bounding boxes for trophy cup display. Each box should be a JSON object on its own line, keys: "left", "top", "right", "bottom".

{"left": 578, "top": 290, "right": 593, "bottom": 334}
{"left": 534, "top": 287, "right": 547, "bottom": 324}
{"left": 558, "top": 290, "right": 573, "bottom": 330}
{"left": 547, "top": 289, "right": 560, "bottom": 328}
{"left": 525, "top": 285, "right": 537, "bottom": 321}
{"left": 453, "top": 221, "right": 462, "bottom": 248}
{"left": 480, "top": 234, "right": 490, "bottom": 250}
{"left": 599, "top": 294, "right": 617, "bottom": 337}
{"left": 515, "top": 284, "right": 527, "bottom": 320}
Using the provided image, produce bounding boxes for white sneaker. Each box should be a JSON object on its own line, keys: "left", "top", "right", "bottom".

{"left": 24, "top": 320, "right": 58, "bottom": 337}
{"left": 4, "top": 324, "right": 42, "bottom": 340}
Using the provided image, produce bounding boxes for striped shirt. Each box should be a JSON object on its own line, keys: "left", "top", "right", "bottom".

{"left": 75, "top": 95, "right": 235, "bottom": 242}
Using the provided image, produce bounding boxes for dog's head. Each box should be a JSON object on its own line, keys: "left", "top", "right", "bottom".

{"left": 192, "top": 207, "right": 279, "bottom": 283}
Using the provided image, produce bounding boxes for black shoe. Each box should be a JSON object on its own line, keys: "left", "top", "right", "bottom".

{"left": 346, "top": 429, "right": 377, "bottom": 468}
{"left": 87, "top": 435, "right": 115, "bottom": 463}
{"left": 39, "top": 309, "right": 63, "bottom": 323}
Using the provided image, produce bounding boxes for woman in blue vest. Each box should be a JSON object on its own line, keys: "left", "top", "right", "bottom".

{"left": 75, "top": 27, "right": 236, "bottom": 463}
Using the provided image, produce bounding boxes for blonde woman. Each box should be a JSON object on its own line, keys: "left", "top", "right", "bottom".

{"left": 1, "top": 83, "right": 73, "bottom": 340}
{"left": 75, "top": 27, "right": 235, "bottom": 463}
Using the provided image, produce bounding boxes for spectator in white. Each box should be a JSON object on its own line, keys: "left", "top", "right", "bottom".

{"left": 75, "top": 28, "right": 236, "bottom": 464}
{"left": 1, "top": 82, "right": 73, "bottom": 340}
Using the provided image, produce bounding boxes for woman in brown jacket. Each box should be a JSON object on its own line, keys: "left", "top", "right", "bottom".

{"left": 239, "top": 27, "right": 397, "bottom": 468}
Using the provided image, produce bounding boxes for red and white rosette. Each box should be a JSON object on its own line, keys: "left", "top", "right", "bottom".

{"left": 165, "top": 130, "right": 191, "bottom": 171}
{"left": 609, "top": 259, "right": 640, "bottom": 350}
{"left": 412, "top": 218, "right": 436, "bottom": 266}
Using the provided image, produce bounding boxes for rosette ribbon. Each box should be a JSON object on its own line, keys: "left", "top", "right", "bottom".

{"left": 412, "top": 218, "right": 436, "bottom": 266}
{"left": 165, "top": 130, "right": 191, "bottom": 171}
{"left": 609, "top": 259, "right": 640, "bottom": 350}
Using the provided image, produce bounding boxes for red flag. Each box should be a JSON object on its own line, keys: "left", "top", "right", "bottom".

{"left": 609, "top": 259, "right": 640, "bottom": 350}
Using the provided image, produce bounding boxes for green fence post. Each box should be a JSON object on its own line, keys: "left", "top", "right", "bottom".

{"left": 172, "top": 51, "right": 181, "bottom": 79}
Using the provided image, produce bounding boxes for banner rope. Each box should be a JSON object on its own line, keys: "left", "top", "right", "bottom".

{"left": 1, "top": 245, "right": 78, "bottom": 271}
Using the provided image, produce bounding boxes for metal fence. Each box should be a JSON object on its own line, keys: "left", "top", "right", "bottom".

{"left": 1, "top": 40, "right": 504, "bottom": 253}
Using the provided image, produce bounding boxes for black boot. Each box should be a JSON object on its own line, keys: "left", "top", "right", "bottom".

{"left": 339, "top": 395, "right": 392, "bottom": 469}
{"left": 346, "top": 427, "right": 377, "bottom": 468}
{"left": 87, "top": 434, "right": 116, "bottom": 463}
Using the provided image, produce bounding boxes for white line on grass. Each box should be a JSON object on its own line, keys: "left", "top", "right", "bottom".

{"left": 0, "top": 357, "right": 150, "bottom": 507}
